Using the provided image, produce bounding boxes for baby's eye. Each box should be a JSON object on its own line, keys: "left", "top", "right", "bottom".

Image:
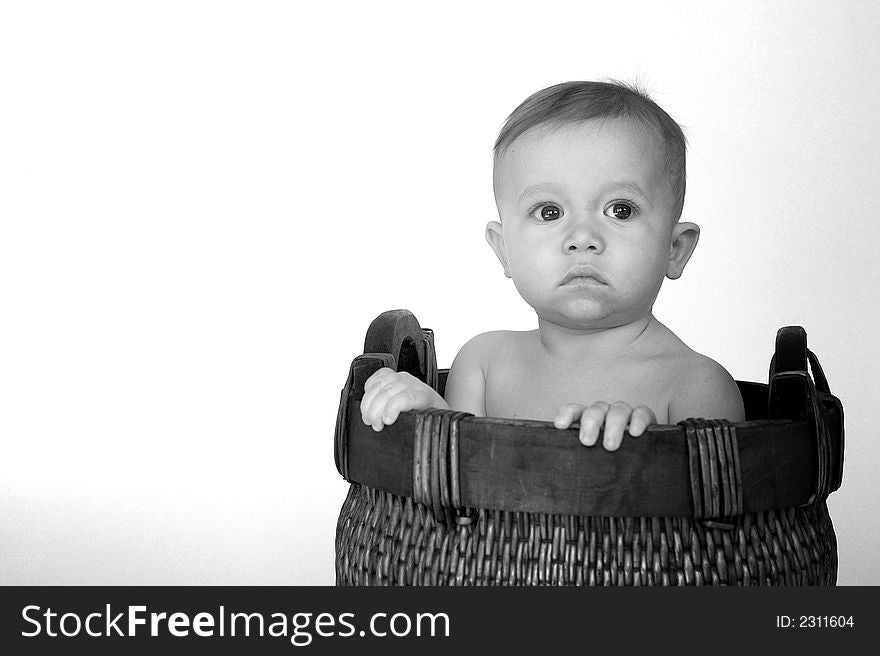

{"left": 605, "top": 202, "right": 634, "bottom": 220}
{"left": 530, "top": 204, "right": 563, "bottom": 222}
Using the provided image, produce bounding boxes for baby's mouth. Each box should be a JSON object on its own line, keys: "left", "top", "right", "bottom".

{"left": 560, "top": 267, "right": 608, "bottom": 286}
{"left": 561, "top": 277, "right": 606, "bottom": 289}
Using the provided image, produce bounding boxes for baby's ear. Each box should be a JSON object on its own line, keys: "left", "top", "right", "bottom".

{"left": 485, "top": 221, "right": 511, "bottom": 278}
{"left": 666, "top": 221, "right": 700, "bottom": 280}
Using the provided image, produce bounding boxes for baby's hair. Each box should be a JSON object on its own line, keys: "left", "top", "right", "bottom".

{"left": 493, "top": 80, "right": 687, "bottom": 219}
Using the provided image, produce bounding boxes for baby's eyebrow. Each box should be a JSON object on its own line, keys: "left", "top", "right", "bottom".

{"left": 604, "top": 181, "right": 649, "bottom": 198}
{"left": 517, "top": 183, "right": 562, "bottom": 203}
{"left": 517, "top": 181, "right": 651, "bottom": 204}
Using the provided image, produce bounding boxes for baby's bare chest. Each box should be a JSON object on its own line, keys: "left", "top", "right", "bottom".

{"left": 484, "top": 352, "right": 673, "bottom": 423}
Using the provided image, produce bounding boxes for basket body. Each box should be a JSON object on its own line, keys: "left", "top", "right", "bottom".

{"left": 336, "top": 483, "right": 837, "bottom": 586}
{"left": 335, "top": 312, "right": 843, "bottom": 587}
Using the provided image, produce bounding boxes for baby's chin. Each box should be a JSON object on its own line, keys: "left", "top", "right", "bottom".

{"left": 534, "top": 301, "right": 628, "bottom": 331}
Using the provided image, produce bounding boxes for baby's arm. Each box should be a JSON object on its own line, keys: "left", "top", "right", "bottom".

{"left": 360, "top": 334, "right": 488, "bottom": 431}
{"left": 440, "top": 335, "right": 487, "bottom": 417}
{"left": 667, "top": 357, "right": 745, "bottom": 424}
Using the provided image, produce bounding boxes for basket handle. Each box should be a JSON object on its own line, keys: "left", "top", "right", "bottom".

{"left": 769, "top": 326, "right": 807, "bottom": 421}
{"left": 335, "top": 310, "right": 438, "bottom": 480}
{"left": 364, "top": 309, "right": 428, "bottom": 382}
{"left": 768, "top": 326, "right": 833, "bottom": 415}
{"left": 768, "top": 325, "right": 835, "bottom": 503}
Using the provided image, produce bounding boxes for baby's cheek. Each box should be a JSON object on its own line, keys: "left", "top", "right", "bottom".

{"left": 508, "top": 275, "right": 544, "bottom": 306}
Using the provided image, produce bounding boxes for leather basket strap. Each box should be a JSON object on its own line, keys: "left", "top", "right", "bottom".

{"left": 344, "top": 406, "right": 817, "bottom": 517}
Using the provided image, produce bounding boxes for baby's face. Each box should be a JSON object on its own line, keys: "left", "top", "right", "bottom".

{"left": 490, "top": 118, "right": 683, "bottom": 330}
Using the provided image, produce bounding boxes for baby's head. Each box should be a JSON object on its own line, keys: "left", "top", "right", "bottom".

{"left": 487, "top": 80, "right": 700, "bottom": 330}
{"left": 493, "top": 80, "right": 687, "bottom": 219}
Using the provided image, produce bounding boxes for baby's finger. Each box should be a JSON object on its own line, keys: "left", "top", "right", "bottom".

{"left": 362, "top": 380, "right": 407, "bottom": 431}
{"left": 360, "top": 369, "right": 397, "bottom": 424}
{"left": 363, "top": 367, "right": 394, "bottom": 395}
{"left": 628, "top": 406, "right": 657, "bottom": 437}
{"left": 602, "top": 402, "right": 632, "bottom": 451}
{"left": 554, "top": 403, "right": 587, "bottom": 429}
{"left": 381, "top": 391, "right": 417, "bottom": 426}
{"left": 578, "top": 402, "right": 610, "bottom": 446}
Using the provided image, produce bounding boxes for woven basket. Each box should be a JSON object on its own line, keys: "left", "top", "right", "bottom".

{"left": 335, "top": 310, "right": 844, "bottom": 586}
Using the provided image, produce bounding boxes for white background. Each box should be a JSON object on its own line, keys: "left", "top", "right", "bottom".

{"left": 2, "top": 0, "right": 878, "bottom": 584}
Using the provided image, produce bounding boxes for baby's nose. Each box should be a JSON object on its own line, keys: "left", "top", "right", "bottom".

{"left": 563, "top": 217, "right": 604, "bottom": 253}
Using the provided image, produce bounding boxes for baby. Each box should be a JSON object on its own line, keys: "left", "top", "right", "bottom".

{"left": 361, "top": 80, "right": 745, "bottom": 450}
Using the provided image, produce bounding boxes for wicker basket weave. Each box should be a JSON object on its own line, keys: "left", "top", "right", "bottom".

{"left": 336, "top": 486, "right": 836, "bottom": 586}
{"left": 335, "top": 311, "right": 843, "bottom": 586}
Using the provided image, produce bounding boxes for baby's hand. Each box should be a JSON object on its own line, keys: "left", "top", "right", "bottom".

{"left": 360, "top": 368, "right": 447, "bottom": 431}
{"left": 553, "top": 402, "right": 656, "bottom": 451}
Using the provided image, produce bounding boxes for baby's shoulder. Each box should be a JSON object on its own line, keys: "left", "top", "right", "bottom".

{"left": 668, "top": 349, "right": 735, "bottom": 385}
{"left": 663, "top": 348, "right": 745, "bottom": 421}
{"left": 455, "top": 329, "right": 532, "bottom": 362}
{"left": 648, "top": 324, "right": 730, "bottom": 380}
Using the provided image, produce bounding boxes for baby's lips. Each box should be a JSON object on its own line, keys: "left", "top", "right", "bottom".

{"left": 560, "top": 264, "right": 607, "bottom": 285}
